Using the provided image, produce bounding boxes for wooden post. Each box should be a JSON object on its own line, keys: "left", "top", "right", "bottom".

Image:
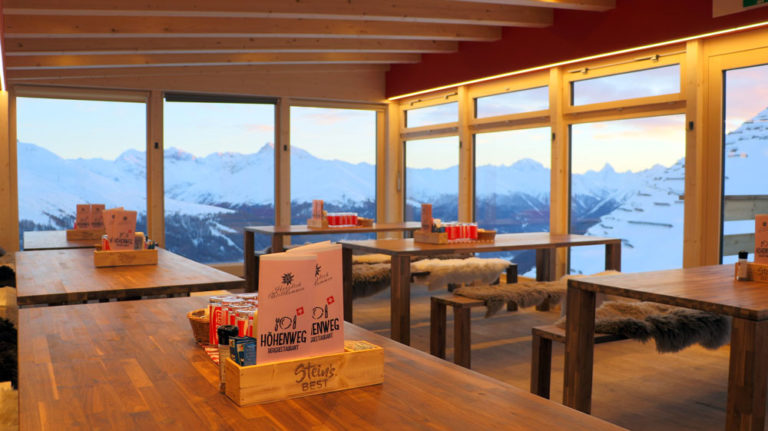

{"left": 0, "top": 90, "right": 18, "bottom": 253}
{"left": 342, "top": 246, "right": 354, "bottom": 323}
{"left": 562, "top": 282, "right": 596, "bottom": 413}
{"left": 726, "top": 318, "right": 768, "bottom": 431}
{"left": 535, "top": 247, "right": 556, "bottom": 311}
{"left": 275, "top": 98, "right": 291, "bottom": 248}
{"left": 146, "top": 90, "right": 165, "bottom": 247}
{"left": 458, "top": 85, "right": 473, "bottom": 223}
{"left": 605, "top": 241, "right": 622, "bottom": 271}
{"left": 391, "top": 254, "right": 411, "bottom": 345}
{"left": 244, "top": 231, "right": 256, "bottom": 292}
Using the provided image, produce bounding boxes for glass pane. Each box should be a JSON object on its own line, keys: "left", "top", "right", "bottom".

{"left": 570, "top": 115, "right": 685, "bottom": 274}
{"left": 475, "top": 86, "right": 548, "bottom": 118}
{"left": 405, "top": 136, "right": 459, "bottom": 223}
{"left": 722, "top": 62, "right": 768, "bottom": 262}
{"left": 17, "top": 97, "right": 147, "bottom": 247}
{"left": 164, "top": 101, "right": 275, "bottom": 263}
{"left": 475, "top": 127, "right": 551, "bottom": 276}
{"left": 290, "top": 107, "right": 376, "bottom": 242}
{"left": 572, "top": 64, "right": 680, "bottom": 106}
{"left": 406, "top": 102, "right": 458, "bottom": 128}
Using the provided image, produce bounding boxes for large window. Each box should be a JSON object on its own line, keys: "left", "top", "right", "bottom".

{"left": 475, "top": 86, "right": 548, "bottom": 118}
{"left": 475, "top": 127, "right": 551, "bottom": 275}
{"left": 290, "top": 106, "right": 377, "bottom": 241}
{"left": 570, "top": 115, "right": 686, "bottom": 274}
{"left": 721, "top": 62, "right": 768, "bottom": 262}
{"left": 571, "top": 64, "right": 680, "bottom": 106}
{"left": 164, "top": 99, "right": 275, "bottom": 263}
{"left": 405, "top": 137, "right": 459, "bottom": 223}
{"left": 17, "top": 97, "right": 147, "bottom": 246}
{"left": 405, "top": 102, "right": 458, "bottom": 128}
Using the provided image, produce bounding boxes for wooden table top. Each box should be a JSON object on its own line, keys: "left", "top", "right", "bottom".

{"left": 568, "top": 264, "right": 768, "bottom": 321}
{"left": 22, "top": 230, "right": 97, "bottom": 251}
{"left": 15, "top": 248, "right": 244, "bottom": 306}
{"left": 18, "top": 296, "right": 626, "bottom": 431}
{"left": 245, "top": 221, "right": 421, "bottom": 235}
{"left": 339, "top": 232, "right": 621, "bottom": 256}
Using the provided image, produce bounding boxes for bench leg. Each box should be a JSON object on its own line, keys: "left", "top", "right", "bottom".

{"left": 430, "top": 297, "right": 447, "bottom": 359}
{"left": 535, "top": 298, "right": 551, "bottom": 312}
{"left": 506, "top": 264, "right": 518, "bottom": 283}
{"left": 453, "top": 306, "right": 472, "bottom": 368}
{"left": 506, "top": 302, "right": 518, "bottom": 312}
{"left": 531, "top": 333, "right": 553, "bottom": 398}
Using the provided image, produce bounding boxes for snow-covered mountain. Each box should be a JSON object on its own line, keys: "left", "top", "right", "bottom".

{"left": 17, "top": 105, "right": 768, "bottom": 266}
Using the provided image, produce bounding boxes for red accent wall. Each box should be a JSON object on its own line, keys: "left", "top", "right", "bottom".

{"left": 386, "top": 0, "right": 768, "bottom": 97}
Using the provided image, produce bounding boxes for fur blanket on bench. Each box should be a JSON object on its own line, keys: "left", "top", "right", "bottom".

{"left": 454, "top": 280, "right": 566, "bottom": 317}
{"left": 554, "top": 300, "right": 730, "bottom": 353}
{"left": 410, "top": 257, "right": 511, "bottom": 290}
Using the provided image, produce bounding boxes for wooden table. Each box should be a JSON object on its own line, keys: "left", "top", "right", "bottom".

{"left": 18, "top": 296, "right": 627, "bottom": 431}
{"left": 340, "top": 232, "right": 621, "bottom": 345}
{"left": 243, "top": 222, "right": 421, "bottom": 292}
{"left": 15, "top": 248, "right": 244, "bottom": 306}
{"left": 563, "top": 264, "right": 768, "bottom": 431}
{"left": 22, "top": 230, "right": 97, "bottom": 251}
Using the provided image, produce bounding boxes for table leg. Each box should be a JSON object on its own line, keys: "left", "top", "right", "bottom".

{"left": 563, "top": 282, "right": 596, "bottom": 413}
{"left": 726, "top": 318, "right": 768, "bottom": 431}
{"left": 342, "top": 247, "right": 353, "bottom": 323}
{"left": 391, "top": 255, "right": 411, "bottom": 345}
{"left": 272, "top": 233, "right": 284, "bottom": 253}
{"left": 605, "top": 241, "right": 621, "bottom": 271}
{"left": 535, "top": 248, "right": 556, "bottom": 311}
{"left": 244, "top": 231, "right": 256, "bottom": 292}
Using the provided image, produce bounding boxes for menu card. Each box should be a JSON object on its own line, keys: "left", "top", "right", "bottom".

{"left": 256, "top": 253, "right": 317, "bottom": 364}
{"left": 104, "top": 208, "right": 137, "bottom": 250}
{"left": 76, "top": 204, "right": 91, "bottom": 229}
{"left": 91, "top": 204, "right": 106, "bottom": 230}
{"left": 286, "top": 242, "right": 344, "bottom": 356}
{"left": 756, "top": 214, "right": 768, "bottom": 264}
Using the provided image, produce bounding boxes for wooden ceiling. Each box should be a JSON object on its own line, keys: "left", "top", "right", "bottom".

{"left": 2, "top": 0, "right": 615, "bottom": 86}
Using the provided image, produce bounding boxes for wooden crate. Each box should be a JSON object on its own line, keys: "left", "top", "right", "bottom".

{"left": 413, "top": 230, "right": 448, "bottom": 244}
{"left": 66, "top": 228, "right": 105, "bottom": 240}
{"left": 307, "top": 217, "right": 329, "bottom": 229}
{"left": 93, "top": 249, "right": 158, "bottom": 268}
{"left": 224, "top": 340, "right": 384, "bottom": 406}
{"left": 735, "top": 262, "right": 768, "bottom": 282}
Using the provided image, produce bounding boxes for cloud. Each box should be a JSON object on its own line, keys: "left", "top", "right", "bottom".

{"left": 244, "top": 124, "right": 274, "bottom": 133}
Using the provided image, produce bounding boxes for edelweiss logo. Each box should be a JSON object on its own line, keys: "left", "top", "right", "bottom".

{"left": 282, "top": 272, "right": 294, "bottom": 286}
{"left": 315, "top": 264, "right": 322, "bottom": 278}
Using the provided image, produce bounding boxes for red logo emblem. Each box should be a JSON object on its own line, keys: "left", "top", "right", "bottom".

{"left": 326, "top": 296, "right": 335, "bottom": 304}
{"left": 296, "top": 307, "right": 304, "bottom": 316}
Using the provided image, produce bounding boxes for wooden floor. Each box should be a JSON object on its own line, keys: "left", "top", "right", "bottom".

{"left": 353, "top": 283, "right": 734, "bottom": 431}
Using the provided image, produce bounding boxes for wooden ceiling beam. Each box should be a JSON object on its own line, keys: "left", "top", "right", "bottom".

{"left": 4, "top": 16, "right": 503, "bottom": 41}
{"left": 6, "top": 52, "right": 422, "bottom": 70}
{"left": 5, "top": 37, "right": 458, "bottom": 55}
{"left": 449, "top": 0, "right": 614, "bottom": 12}
{"left": 4, "top": 0, "right": 552, "bottom": 27}
{"left": 7, "top": 63, "right": 391, "bottom": 81}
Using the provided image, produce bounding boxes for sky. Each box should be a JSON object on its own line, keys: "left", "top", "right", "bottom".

{"left": 15, "top": 60, "right": 766, "bottom": 173}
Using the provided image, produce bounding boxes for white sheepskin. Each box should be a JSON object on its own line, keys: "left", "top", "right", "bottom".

{"left": 410, "top": 257, "right": 511, "bottom": 290}
{"left": 352, "top": 254, "right": 391, "bottom": 264}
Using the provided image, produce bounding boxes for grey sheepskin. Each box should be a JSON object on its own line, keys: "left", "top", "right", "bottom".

{"left": 410, "top": 257, "right": 511, "bottom": 290}
{"left": 454, "top": 280, "right": 566, "bottom": 317}
{"left": 555, "top": 300, "right": 730, "bottom": 353}
{"left": 351, "top": 263, "right": 392, "bottom": 299}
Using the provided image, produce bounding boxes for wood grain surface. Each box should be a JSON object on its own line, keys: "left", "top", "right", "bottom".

{"left": 568, "top": 264, "right": 768, "bottom": 321}
{"left": 15, "top": 248, "right": 244, "bottom": 306}
{"left": 22, "top": 230, "right": 97, "bottom": 251}
{"left": 18, "top": 296, "right": 627, "bottom": 431}
{"left": 338, "top": 233, "right": 622, "bottom": 257}
{"left": 244, "top": 222, "right": 421, "bottom": 235}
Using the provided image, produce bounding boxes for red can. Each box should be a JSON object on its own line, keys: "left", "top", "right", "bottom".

{"left": 228, "top": 304, "right": 250, "bottom": 326}
{"left": 208, "top": 295, "right": 228, "bottom": 345}
{"left": 352, "top": 213, "right": 358, "bottom": 226}
{"left": 469, "top": 223, "right": 478, "bottom": 240}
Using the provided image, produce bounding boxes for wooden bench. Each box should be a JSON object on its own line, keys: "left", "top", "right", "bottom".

{"left": 429, "top": 264, "right": 517, "bottom": 368}
{"left": 530, "top": 325, "right": 626, "bottom": 399}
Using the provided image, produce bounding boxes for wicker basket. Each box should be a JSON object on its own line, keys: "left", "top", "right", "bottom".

{"left": 187, "top": 308, "right": 209, "bottom": 344}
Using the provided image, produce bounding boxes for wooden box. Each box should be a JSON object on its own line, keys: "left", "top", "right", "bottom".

{"left": 93, "top": 249, "right": 158, "bottom": 268}
{"left": 735, "top": 262, "right": 768, "bottom": 282}
{"left": 477, "top": 229, "right": 497, "bottom": 242}
{"left": 413, "top": 230, "right": 448, "bottom": 244}
{"left": 307, "top": 217, "right": 329, "bottom": 229}
{"left": 66, "top": 228, "right": 105, "bottom": 240}
{"left": 224, "top": 340, "right": 384, "bottom": 406}
{"left": 357, "top": 217, "right": 374, "bottom": 227}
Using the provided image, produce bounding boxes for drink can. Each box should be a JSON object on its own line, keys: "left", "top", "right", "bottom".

{"left": 227, "top": 304, "right": 250, "bottom": 326}
{"left": 352, "top": 213, "right": 358, "bottom": 226}
{"left": 208, "top": 295, "right": 228, "bottom": 345}
{"left": 469, "top": 223, "right": 478, "bottom": 240}
{"left": 222, "top": 297, "right": 245, "bottom": 327}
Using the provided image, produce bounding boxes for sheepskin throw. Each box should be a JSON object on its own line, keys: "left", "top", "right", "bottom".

{"left": 351, "top": 263, "right": 392, "bottom": 299}
{"left": 410, "top": 257, "right": 511, "bottom": 290}
{"left": 454, "top": 280, "right": 566, "bottom": 317}
{"left": 554, "top": 300, "right": 730, "bottom": 353}
{"left": 352, "top": 254, "right": 391, "bottom": 264}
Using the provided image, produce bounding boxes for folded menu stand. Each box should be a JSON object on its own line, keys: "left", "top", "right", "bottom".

{"left": 93, "top": 249, "right": 158, "bottom": 268}
{"left": 66, "top": 228, "right": 105, "bottom": 241}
